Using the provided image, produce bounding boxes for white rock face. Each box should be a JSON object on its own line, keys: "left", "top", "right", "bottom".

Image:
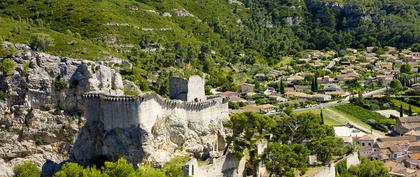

{"left": 0, "top": 43, "right": 126, "bottom": 176}
{"left": 0, "top": 42, "right": 230, "bottom": 176}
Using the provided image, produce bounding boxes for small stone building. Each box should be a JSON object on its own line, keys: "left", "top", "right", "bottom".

{"left": 169, "top": 75, "right": 206, "bottom": 102}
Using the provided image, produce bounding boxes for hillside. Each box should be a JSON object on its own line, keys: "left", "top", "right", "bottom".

{"left": 0, "top": 0, "right": 419, "bottom": 94}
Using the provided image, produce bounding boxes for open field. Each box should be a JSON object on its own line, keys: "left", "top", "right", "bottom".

{"left": 295, "top": 105, "right": 386, "bottom": 137}
{"left": 294, "top": 108, "right": 344, "bottom": 126}
{"left": 332, "top": 104, "right": 395, "bottom": 126}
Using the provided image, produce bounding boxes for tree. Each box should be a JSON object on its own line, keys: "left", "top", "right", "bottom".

{"left": 102, "top": 158, "right": 136, "bottom": 177}
{"left": 390, "top": 79, "right": 403, "bottom": 92}
{"left": 409, "top": 105, "right": 413, "bottom": 116}
{"left": 224, "top": 112, "right": 275, "bottom": 158}
{"left": 400, "top": 104, "right": 403, "bottom": 117}
{"left": 279, "top": 80, "right": 285, "bottom": 94}
{"left": 224, "top": 112, "right": 275, "bottom": 175}
{"left": 162, "top": 156, "right": 189, "bottom": 177}
{"left": 13, "top": 162, "right": 41, "bottom": 177}
{"left": 0, "top": 58, "right": 16, "bottom": 76}
{"left": 400, "top": 63, "right": 412, "bottom": 74}
{"left": 273, "top": 113, "right": 334, "bottom": 144}
{"left": 309, "top": 137, "right": 345, "bottom": 165}
{"left": 53, "top": 162, "right": 85, "bottom": 177}
{"left": 311, "top": 76, "right": 318, "bottom": 92}
{"left": 261, "top": 143, "right": 308, "bottom": 177}
{"left": 320, "top": 109, "right": 324, "bottom": 125}
{"left": 347, "top": 156, "right": 389, "bottom": 177}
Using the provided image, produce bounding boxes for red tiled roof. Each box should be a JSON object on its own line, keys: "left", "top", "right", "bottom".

{"left": 409, "top": 153, "right": 420, "bottom": 160}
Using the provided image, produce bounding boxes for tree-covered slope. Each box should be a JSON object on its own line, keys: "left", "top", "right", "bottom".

{"left": 0, "top": 0, "right": 419, "bottom": 93}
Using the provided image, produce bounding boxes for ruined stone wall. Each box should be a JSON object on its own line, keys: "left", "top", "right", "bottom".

{"left": 313, "top": 152, "right": 360, "bottom": 177}
{"left": 169, "top": 75, "right": 206, "bottom": 102}
{"left": 184, "top": 154, "right": 246, "bottom": 177}
{"left": 169, "top": 77, "right": 189, "bottom": 101}
{"left": 187, "top": 75, "right": 206, "bottom": 102}
{"left": 83, "top": 92, "right": 229, "bottom": 132}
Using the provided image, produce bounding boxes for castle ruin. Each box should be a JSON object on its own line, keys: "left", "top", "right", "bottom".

{"left": 83, "top": 75, "right": 228, "bottom": 132}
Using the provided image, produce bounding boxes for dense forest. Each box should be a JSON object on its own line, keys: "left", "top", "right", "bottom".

{"left": 0, "top": 0, "right": 419, "bottom": 94}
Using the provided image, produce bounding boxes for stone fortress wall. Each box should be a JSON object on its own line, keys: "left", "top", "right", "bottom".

{"left": 84, "top": 75, "right": 229, "bottom": 132}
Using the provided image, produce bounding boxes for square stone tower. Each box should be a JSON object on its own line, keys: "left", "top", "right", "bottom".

{"left": 169, "top": 75, "right": 206, "bottom": 102}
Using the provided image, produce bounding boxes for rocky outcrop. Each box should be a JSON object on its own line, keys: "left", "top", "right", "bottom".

{"left": 0, "top": 42, "right": 230, "bottom": 176}
{"left": 0, "top": 43, "right": 125, "bottom": 176}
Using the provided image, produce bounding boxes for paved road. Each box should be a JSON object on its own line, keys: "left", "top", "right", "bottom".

{"left": 294, "top": 87, "right": 387, "bottom": 112}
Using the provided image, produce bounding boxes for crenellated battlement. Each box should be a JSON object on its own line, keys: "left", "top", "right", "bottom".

{"left": 83, "top": 92, "right": 228, "bottom": 111}
{"left": 83, "top": 93, "right": 140, "bottom": 102}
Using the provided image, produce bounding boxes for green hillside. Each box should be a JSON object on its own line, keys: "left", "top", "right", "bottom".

{"left": 0, "top": 0, "right": 419, "bottom": 94}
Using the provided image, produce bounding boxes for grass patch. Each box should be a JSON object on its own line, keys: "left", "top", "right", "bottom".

{"left": 294, "top": 108, "right": 344, "bottom": 126}
{"left": 390, "top": 98, "right": 420, "bottom": 114}
{"left": 332, "top": 104, "right": 394, "bottom": 131}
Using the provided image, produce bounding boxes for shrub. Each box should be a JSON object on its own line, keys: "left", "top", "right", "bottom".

{"left": 23, "top": 61, "right": 31, "bottom": 74}
{"left": 229, "top": 102, "right": 241, "bottom": 109}
{"left": 30, "top": 33, "right": 54, "bottom": 50}
{"left": 53, "top": 78, "right": 69, "bottom": 91}
{"left": 13, "top": 161, "right": 41, "bottom": 177}
{"left": 0, "top": 58, "right": 16, "bottom": 76}
{"left": 0, "top": 43, "right": 16, "bottom": 58}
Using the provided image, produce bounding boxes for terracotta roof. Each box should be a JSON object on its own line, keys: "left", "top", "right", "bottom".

{"left": 389, "top": 145, "right": 404, "bottom": 153}
{"left": 404, "top": 130, "right": 420, "bottom": 136}
{"left": 409, "top": 153, "right": 420, "bottom": 160}
{"left": 399, "top": 116, "right": 420, "bottom": 123}
{"left": 359, "top": 135, "right": 375, "bottom": 141}
{"left": 410, "top": 142, "right": 420, "bottom": 147}
{"left": 378, "top": 136, "right": 417, "bottom": 143}
{"left": 376, "top": 140, "right": 409, "bottom": 150}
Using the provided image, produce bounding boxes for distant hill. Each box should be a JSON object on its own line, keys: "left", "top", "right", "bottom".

{"left": 0, "top": 0, "right": 419, "bottom": 93}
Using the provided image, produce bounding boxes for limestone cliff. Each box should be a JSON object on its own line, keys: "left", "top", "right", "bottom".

{"left": 0, "top": 42, "right": 128, "bottom": 176}
{"left": 0, "top": 42, "right": 230, "bottom": 176}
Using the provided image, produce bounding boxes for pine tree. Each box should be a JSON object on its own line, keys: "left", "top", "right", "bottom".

{"left": 400, "top": 104, "right": 403, "bottom": 117}
{"left": 409, "top": 105, "right": 413, "bottom": 116}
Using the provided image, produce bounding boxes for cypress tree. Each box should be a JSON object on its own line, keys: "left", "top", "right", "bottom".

{"left": 409, "top": 105, "right": 413, "bottom": 116}
{"left": 279, "top": 80, "right": 285, "bottom": 94}
{"left": 400, "top": 104, "right": 403, "bottom": 117}
{"left": 320, "top": 109, "right": 324, "bottom": 125}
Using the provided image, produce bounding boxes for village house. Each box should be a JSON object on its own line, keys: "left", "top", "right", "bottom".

{"left": 318, "top": 76, "right": 333, "bottom": 84}
{"left": 293, "top": 85, "right": 311, "bottom": 92}
{"left": 219, "top": 91, "right": 246, "bottom": 103}
{"left": 311, "top": 94, "right": 332, "bottom": 102}
{"left": 286, "top": 75, "right": 304, "bottom": 84}
{"left": 396, "top": 116, "right": 420, "bottom": 135}
{"left": 412, "top": 84, "right": 420, "bottom": 91}
{"left": 358, "top": 135, "right": 376, "bottom": 147}
{"left": 238, "top": 83, "right": 254, "bottom": 95}
{"left": 269, "top": 95, "right": 288, "bottom": 102}
{"left": 255, "top": 73, "right": 266, "bottom": 82}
